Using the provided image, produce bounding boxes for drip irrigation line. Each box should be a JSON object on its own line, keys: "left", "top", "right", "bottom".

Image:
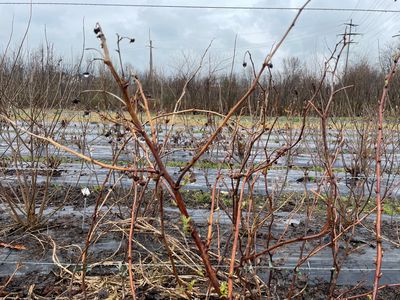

{"left": 0, "top": 165, "right": 374, "bottom": 180}
{"left": 1, "top": 259, "right": 400, "bottom": 272}
{"left": 0, "top": 2, "right": 399, "bottom": 13}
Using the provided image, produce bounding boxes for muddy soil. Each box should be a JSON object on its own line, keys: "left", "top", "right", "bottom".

{"left": 1, "top": 186, "right": 400, "bottom": 299}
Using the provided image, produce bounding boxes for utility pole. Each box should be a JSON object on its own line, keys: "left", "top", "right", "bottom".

{"left": 340, "top": 19, "right": 361, "bottom": 76}
{"left": 147, "top": 29, "right": 155, "bottom": 101}
{"left": 337, "top": 20, "right": 361, "bottom": 115}
{"left": 149, "top": 33, "right": 153, "bottom": 84}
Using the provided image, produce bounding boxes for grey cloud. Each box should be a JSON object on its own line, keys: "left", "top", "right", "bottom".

{"left": 0, "top": 0, "right": 399, "bottom": 74}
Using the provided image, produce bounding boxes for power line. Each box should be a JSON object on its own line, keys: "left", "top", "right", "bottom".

{"left": 0, "top": 2, "right": 400, "bottom": 13}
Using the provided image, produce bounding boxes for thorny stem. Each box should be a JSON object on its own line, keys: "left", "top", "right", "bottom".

{"left": 94, "top": 23, "right": 223, "bottom": 296}
{"left": 0, "top": 115, "right": 155, "bottom": 173}
{"left": 80, "top": 171, "right": 112, "bottom": 297}
{"left": 128, "top": 184, "right": 138, "bottom": 300}
{"left": 157, "top": 181, "right": 190, "bottom": 298}
{"left": 80, "top": 134, "right": 131, "bottom": 295}
{"left": 372, "top": 52, "right": 400, "bottom": 300}
{"left": 176, "top": 0, "right": 311, "bottom": 187}
{"left": 348, "top": 283, "right": 400, "bottom": 300}
{"left": 206, "top": 173, "right": 221, "bottom": 249}
{"left": 227, "top": 172, "right": 249, "bottom": 299}
{"left": 0, "top": 263, "right": 22, "bottom": 294}
{"left": 92, "top": 4, "right": 313, "bottom": 298}
{"left": 243, "top": 225, "right": 330, "bottom": 262}
{"left": 133, "top": 78, "right": 157, "bottom": 144}
{"left": 93, "top": 2, "right": 311, "bottom": 295}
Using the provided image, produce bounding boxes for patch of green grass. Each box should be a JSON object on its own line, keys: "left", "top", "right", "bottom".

{"left": 192, "top": 191, "right": 210, "bottom": 205}
{"left": 198, "top": 160, "right": 234, "bottom": 169}
{"left": 219, "top": 281, "right": 228, "bottom": 298}
{"left": 181, "top": 215, "right": 192, "bottom": 235}
{"left": 165, "top": 161, "right": 186, "bottom": 168}
{"left": 166, "top": 160, "right": 347, "bottom": 173}
{"left": 383, "top": 202, "right": 400, "bottom": 216}
{"left": 182, "top": 190, "right": 211, "bottom": 207}
{"left": 165, "top": 160, "right": 236, "bottom": 170}
{"left": 221, "top": 193, "right": 233, "bottom": 207}
{"left": 12, "top": 155, "right": 73, "bottom": 165}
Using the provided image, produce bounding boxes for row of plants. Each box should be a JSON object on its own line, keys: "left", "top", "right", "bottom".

{"left": 1, "top": 1, "right": 400, "bottom": 298}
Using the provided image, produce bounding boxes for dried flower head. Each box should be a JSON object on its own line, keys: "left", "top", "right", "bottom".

{"left": 94, "top": 26, "right": 101, "bottom": 35}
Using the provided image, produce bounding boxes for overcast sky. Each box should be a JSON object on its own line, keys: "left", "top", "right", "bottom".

{"left": 0, "top": 0, "right": 399, "bottom": 75}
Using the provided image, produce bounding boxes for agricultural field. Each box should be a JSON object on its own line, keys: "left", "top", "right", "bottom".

{"left": 1, "top": 109, "right": 400, "bottom": 299}
{"left": 1, "top": 2, "right": 400, "bottom": 300}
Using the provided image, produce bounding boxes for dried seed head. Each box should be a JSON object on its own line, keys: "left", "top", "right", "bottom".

{"left": 129, "top": 38, "right": 135, "bottom": 43}
{"left": 267, "top": 63, "right": 273, "bottom": 69}
{"left": 242, "top": 61, "right": 247, "bottom": 68}
{"left": 94, "top": 26, "right": 101, "bottom": 35}
{"left": 131, "top": 174, "right": 140, "bottom": 181}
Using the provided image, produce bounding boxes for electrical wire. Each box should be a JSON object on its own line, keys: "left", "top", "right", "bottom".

{"left": 0, "top": 2, "right": 399, "bottom": 13}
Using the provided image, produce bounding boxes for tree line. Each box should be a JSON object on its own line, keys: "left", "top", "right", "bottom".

{"left": 1, "top": 47, "right": 398, "bottom": 116}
